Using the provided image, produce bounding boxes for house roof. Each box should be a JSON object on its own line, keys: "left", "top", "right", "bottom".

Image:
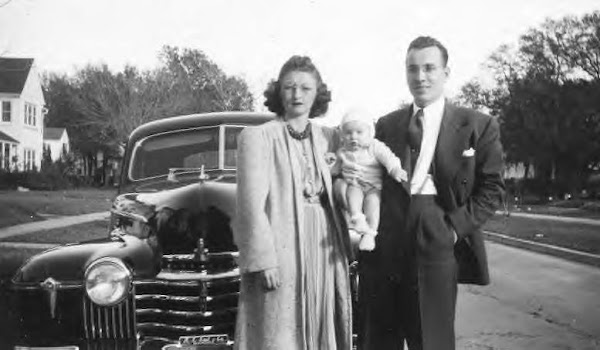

{"left": 0, "top": 58, "right": 34, "bottom": 94}
{"left": 43, "top": 127, "right": 67, "bottom": 140}
{"left": 0, "top": 130, "right": 19, "bottom": 143}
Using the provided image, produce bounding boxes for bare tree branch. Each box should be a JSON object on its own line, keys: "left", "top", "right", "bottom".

{"left": 0, "top": 0, "right": 13, "bottom": 8}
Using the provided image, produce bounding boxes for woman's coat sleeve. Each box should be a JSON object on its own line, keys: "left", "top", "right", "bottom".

{"left": 234, "top": 126, "right": 278, "bottom": 273}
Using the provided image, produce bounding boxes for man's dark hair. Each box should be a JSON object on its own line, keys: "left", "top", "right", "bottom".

{"left": 407, "top": 36, "right": 449, "bottom": 66}
{"left": 263, "top": 55, "right": 332, "bottom": 118}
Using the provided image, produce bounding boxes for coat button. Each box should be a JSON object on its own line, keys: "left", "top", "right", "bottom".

{"left": 462, "top": 178, "right": 468, "bottom": 184}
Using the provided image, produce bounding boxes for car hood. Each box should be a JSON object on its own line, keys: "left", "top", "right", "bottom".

{"left": 13, "top": 179, "right": 238, "bottom": 285}
{"left": 12, "top": 235, "right": 158, "bottom": 284}
{"left": 113, "top": 179, "right": 237, "bottom": 255}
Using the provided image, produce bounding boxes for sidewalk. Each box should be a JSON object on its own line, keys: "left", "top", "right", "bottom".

{"left": 0, "top": 211, "right": 110, "bottom": 240}
{"left": 498, "top": 210, "right": 600, "bottom": 226}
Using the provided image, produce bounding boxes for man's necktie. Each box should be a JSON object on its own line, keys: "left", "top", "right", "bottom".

{"left": 408, "top": 108, "right": 424, "bottom": 172}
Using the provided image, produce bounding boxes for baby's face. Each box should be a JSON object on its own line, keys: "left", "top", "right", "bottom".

{"left": 341, "top": 120, "right": 371, "bottom": 150}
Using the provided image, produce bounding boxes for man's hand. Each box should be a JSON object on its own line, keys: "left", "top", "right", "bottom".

{"left": 261, "top": 267, "right": 280, "bottom": 291}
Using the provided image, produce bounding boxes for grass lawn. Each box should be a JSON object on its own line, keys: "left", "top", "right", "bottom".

{"left": 484, "top": 214, "right": 600, "bottom": 255}
{"left": 0, "top": 219, "right": 110, "bottom": 244}
{"left": 0, "top": 188, "right": 116, "bottom": 228}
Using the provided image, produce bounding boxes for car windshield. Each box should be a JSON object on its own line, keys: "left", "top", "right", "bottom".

{"left": 129, "top": 125, "right": 245, "bottom": 181}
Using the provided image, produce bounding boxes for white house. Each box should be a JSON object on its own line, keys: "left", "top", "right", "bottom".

{"left": 43, "top": 127, "right": 70, "bottom": 162}
{"left": 0, "top": 57, "right": 46, "bottom": 171}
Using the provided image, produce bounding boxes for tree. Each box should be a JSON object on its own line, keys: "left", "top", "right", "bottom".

{"left": 43, "top": 46, "right": 254, "bottom": 185}
{"left": 458, "top": 11, "right": 600, "bottom": 196}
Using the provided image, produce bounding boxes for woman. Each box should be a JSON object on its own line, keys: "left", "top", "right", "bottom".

{"left": 233, "top": 56, "right": 352, "bottom": 350}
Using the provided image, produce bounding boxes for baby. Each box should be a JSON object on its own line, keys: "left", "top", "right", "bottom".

{"left": 332, "top": 109, "right": 408, "bottom": 251}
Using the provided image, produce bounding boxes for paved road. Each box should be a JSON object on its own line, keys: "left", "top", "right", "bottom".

{"left": 457, "top": 241, "right": 600, "bottom": 350}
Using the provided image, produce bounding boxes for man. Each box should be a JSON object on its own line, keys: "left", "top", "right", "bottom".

{"left": 358, "top": 36, "right": 505, "bottom": 350}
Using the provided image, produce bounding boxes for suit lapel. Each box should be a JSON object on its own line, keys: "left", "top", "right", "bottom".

{"left": 434, "top": 102, "right": 468, "bottom": 188}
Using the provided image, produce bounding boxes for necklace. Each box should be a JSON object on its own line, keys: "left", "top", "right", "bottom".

{"left": 286, "top": 122, "right": 311, "bottom": 140}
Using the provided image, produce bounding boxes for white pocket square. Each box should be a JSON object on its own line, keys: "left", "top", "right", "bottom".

{"left": 462, "top": 148, "right": 475, "bottom": 157}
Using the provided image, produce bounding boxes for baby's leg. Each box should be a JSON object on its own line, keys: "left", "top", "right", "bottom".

{"left": 363, "top": 189, "right": 381, "bottom": 231}
{"left": 346, "top": 184, "right": 365, "bottom": 218}
{"left": 358, "top": 189, "right": 381, "bottom": 251}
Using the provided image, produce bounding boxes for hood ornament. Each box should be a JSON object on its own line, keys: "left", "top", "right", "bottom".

{"left": 194, "top": 238, "right": 208, "bottom": 263}
{"left": 198, "top": 165, "right": 209, "bottom": 181}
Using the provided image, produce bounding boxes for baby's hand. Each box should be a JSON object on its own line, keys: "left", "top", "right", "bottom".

{"left": 324, "top": 152, "right": 337, "bottom": 166}
{"left": 391, "top": 167, "right": 408, "bottom": 183}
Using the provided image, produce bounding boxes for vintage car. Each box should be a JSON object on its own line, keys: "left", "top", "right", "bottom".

{"left": 10, "top": 112, "right": 278, "bottom": 350}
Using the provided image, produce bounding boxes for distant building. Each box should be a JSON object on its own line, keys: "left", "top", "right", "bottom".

{"left": 0, "top": 57, "right": 46, "bottom": 171}
{"left": 43, "top": 127, "right": 70, "bottom": 162}
{"left": 504, "top": 162, "right": 535, "bottom": 180}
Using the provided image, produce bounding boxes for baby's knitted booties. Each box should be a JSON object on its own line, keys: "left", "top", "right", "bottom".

{"left": 359, "top": 231, "right": 377, "bottom": 251}
{"left": 350, "top": 213, "right": 370, "bottom": 234}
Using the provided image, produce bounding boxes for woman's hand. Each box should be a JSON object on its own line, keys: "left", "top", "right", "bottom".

{"left": 261, "top": 268, "right": 281, "bottom": 291}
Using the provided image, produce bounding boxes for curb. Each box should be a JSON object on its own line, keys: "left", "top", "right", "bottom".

{"left": 496, "top": 211, "right": 600, "bottom": 226}
{"left": 484, "top": 231, "right": 600, "bottom": 268}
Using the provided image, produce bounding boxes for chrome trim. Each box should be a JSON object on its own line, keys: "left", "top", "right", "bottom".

{"left": 137, "top": 323, "right": 216, "bottom": 333}
{"left": 139, "top": 336, "right": 173, "bottom": 346}
{"left": 40, "top": 277, "right": 59, "bottom": 319}
{"left": 154, "top": 268, "right": 239, "bottom": 281}
{"left": 136, "top": 294, "right": 200, "bottom": 303}
{"left": 135, "top": 292, "right": 239, "bottom": 303}
{"left": 12, "top": 281, "right": 82, "bottom": 290}
{"left": 219, "top": 125, "right": 225, "bottom": 169}
{"left": 136, "top": 307, "right": 237, "bottom": 318}
{"left": 162, "top": 251, "right": 239, "bottom": 260}
{"left": 134, "top": 276, "right": 240, "bottom": 288}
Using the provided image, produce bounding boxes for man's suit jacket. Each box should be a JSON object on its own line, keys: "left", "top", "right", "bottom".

{"left": 374, "top": 101, "right": 505, "bottom": 285}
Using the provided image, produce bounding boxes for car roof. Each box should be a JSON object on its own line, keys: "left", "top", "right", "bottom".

{"left": 128, "top": 111, "right": 275, "bottom": 143}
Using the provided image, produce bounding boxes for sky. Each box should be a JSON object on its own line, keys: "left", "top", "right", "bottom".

{"left": 1, "top": 0, "right": 599, "bottom": 125}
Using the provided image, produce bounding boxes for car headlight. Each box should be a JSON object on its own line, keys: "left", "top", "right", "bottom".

{"left": 84, "top": 257, "right": 132, "bottom": 306}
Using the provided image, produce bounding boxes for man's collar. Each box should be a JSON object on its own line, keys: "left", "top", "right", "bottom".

{"left": 412, "top": 97, "right": 446, "bottom": 118}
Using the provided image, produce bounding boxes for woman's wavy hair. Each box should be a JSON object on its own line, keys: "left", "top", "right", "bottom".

{"left": 263, "top": 55, "right": 332, "bottom": 118}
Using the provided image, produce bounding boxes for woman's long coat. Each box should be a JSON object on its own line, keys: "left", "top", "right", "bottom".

{"left": 233, "top": 119, "right": 352, "bottom": 350}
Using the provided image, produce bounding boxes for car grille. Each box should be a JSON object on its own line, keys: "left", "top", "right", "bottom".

{"left": 82, "top": 252, "right": 240, "bottom": 343}
{"left": 83, "top": 292, "right": 137, "bottom": 339}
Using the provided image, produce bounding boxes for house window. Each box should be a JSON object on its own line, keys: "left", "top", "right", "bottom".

{"left": 2, "top": 143, "right": 10, "bottom": 170}
{"left": 1, "top": 143, "right": 5, "bottom": 169}
{"left": 24, "top": 103, "right": 36, "bottom": 126}
{"left": 1, "top": 101, "right": 11, "bottom": 122}
{"left": 23, "top": 149, "right": 36, "bottom": 171}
